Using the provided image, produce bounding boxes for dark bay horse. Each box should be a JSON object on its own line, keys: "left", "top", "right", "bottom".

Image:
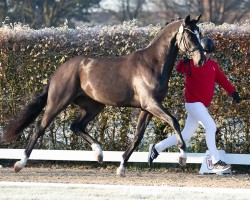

{"left": 3, "top": 15, "right": 205, "bottom": 176}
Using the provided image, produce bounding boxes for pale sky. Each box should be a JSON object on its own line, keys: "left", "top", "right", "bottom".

{"left": 98, "top": 0, "right": 159, "bottom": 12}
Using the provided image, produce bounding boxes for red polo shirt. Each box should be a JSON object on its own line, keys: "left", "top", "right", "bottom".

{"left": 176, "top": 58, "right": 235, "bottom": 107}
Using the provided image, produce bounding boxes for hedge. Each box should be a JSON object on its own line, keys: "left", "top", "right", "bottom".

{"left": 0, "top": 20, "right": 249, "bottom": 154}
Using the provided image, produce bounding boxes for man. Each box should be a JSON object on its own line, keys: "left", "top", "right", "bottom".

{"left": 148, "top": 38, "right": 240, "bottom": 172}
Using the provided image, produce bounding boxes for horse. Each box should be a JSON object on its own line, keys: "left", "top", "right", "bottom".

{"left": 3, "top": 14, "right": 205, "bottom": 177}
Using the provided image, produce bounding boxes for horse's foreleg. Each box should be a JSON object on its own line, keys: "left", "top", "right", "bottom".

{"left": 144, "top": 100, "right": 187, "bottom": 166}
{"left": 164, "top": 113, "right": 187, "bottom": 166}
{"left": 117, "top": 111, "right": 152, "bottom": 177}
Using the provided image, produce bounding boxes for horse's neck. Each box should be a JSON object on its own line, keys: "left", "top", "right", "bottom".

{"left": 144, "top": 22, "right": 180, "bottom": 75}
{"left": 161, "top": 39, "right": 179, "bottom": 78}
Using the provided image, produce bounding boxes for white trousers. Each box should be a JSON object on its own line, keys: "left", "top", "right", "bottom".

{"left": 155, "top": 102, "right": 220, "bottom": 164}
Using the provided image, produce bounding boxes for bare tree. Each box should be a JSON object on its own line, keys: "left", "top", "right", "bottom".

{"left": 151, "top": 0, "right": 187, "bottom": 19}
{"left": 102, "top": 0, "right": 146, "bottom": 22}
{"left": 200, "top": 0, "right": 250, "bottom": 24}
{"left": 1, "top": 0, "right": 101, "bottom": 28}
{"left": 0, "top": 0, "right": 7, "bottom": 24}
{"left": 151, "top": 0, "right": 250, "bottom": 24}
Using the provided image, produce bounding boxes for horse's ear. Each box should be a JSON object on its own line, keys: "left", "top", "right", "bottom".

{"left": 195, "top": 13, "right": 202, "bottom": 23}
{"left": 184, "top": 15, "right": 191, "bottom": 25}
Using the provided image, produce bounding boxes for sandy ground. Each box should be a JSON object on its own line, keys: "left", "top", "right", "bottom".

{"left": 0, "top": 166, "right": 249, "bottom": 188}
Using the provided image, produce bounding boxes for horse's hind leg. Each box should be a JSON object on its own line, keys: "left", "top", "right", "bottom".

{"left": 71, "top": 97, "right": 105, "bottom": 163}
{"left": 14, "top": 100, "right": 70, "bottom": 172}
{"left": 116, "top": 110, "right": 152, "bottom": 177}
{"left": 14, "top": 83, "right": 77, "bottom": 172}
{"left": 14, "top": 107, "right": 60, "bottom": 172}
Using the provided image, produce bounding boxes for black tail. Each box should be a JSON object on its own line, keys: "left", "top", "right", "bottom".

{"left": 3, "top": 84, "right": 49, "bottom": 141}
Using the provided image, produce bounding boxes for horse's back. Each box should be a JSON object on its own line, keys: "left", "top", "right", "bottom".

{"left": 48, "top": 53, "right": 144, "bottom": 107}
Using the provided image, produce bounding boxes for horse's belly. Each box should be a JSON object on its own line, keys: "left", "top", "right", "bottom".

{"left": 82, "top": 84, "right": 139, "bottom": 107}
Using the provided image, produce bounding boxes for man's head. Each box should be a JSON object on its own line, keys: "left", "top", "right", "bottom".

{"left": 201, "top": 38, "right": 215, "bottom": 53}
{"left": 201, "top": 38, "right": 215, "bottom": 60}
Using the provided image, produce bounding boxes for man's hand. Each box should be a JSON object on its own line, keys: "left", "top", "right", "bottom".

{"left": 231, "top": 91, "right": 240, "bottom": 103}
{"left": 183, "top": 56, "right": 190, "bottom": 64}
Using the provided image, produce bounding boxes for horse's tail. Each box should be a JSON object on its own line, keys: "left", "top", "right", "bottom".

{"left": 3, "top": 83, "right": 50, "bottom": 141}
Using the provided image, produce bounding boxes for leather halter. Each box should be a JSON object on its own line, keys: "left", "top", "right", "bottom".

{"left": 177, "top": 25, "right": 203, "bottom": 55}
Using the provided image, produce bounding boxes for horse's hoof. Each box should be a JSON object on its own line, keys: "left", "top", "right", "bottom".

{"left": 178, "top": 156, "right": 187, "bottom": 167}
{"left": 116, "top": 166, "right": 126, "bottom": 177}
{"left": 91, "top": 143, "right": 103, "bottom": 164}
{"left": 14, "top": 161, "right": 23, "bottom": 173}
{"left": 97, "top": 154, "right": 103, "bottom": 164}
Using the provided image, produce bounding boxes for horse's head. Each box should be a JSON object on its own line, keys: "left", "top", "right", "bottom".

{"left": 176, "top": 14, "right": 205, "bottom": 66}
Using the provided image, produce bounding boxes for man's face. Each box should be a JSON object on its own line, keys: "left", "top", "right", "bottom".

{"left": 204, "top": 52, "right": 211, "bottom": 61}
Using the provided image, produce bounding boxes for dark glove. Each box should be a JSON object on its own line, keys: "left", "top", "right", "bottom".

{"left": 231, "top": 91, "right": 240, "bottom": 103}
{"left": 183, "top": 56, "right": 190, "bottom": 64}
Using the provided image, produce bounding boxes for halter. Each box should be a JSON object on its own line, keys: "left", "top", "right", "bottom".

{"left": 178, "top": 24, "right": 203, "bottom": 76}
{"left": 178, "top": 24, "right": 203, "bottom": 55}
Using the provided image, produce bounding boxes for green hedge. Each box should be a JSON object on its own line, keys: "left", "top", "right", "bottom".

{"left": 0, "top": 21, "right": 249, "bottom": 153}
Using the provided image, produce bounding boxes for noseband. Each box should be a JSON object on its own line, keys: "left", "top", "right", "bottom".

{"left": 178, "top": 25, "right": 203, "bottom": 55}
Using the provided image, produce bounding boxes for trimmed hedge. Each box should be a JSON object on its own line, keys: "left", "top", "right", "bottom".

{"left": 0, "top": 20, "right": 249, "bottom": 153}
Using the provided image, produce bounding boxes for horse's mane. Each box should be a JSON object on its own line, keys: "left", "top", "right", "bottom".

{"left": 164, "top": 17, "right": 182, "bottom": 27}
{"left": 149, "top": 17, "right": 183, "bottom": 45}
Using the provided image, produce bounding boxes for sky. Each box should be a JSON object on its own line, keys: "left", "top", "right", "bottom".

{"left": 98, "top": 0, "right": 159, "bottom": 12}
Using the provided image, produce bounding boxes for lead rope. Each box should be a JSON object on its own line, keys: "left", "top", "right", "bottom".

{"left": 183, "top": 57, "right": 192, "bottom": 76}
{"left": 187, "top": 59, "right": 192, "bottom": 76}
{"left": 178, "top": 25, "right": 203, "bottom": 76}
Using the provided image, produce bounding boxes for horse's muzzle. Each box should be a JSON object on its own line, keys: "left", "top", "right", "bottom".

{"left": 192, "top": 50, "right": 205, "bottom": 66}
